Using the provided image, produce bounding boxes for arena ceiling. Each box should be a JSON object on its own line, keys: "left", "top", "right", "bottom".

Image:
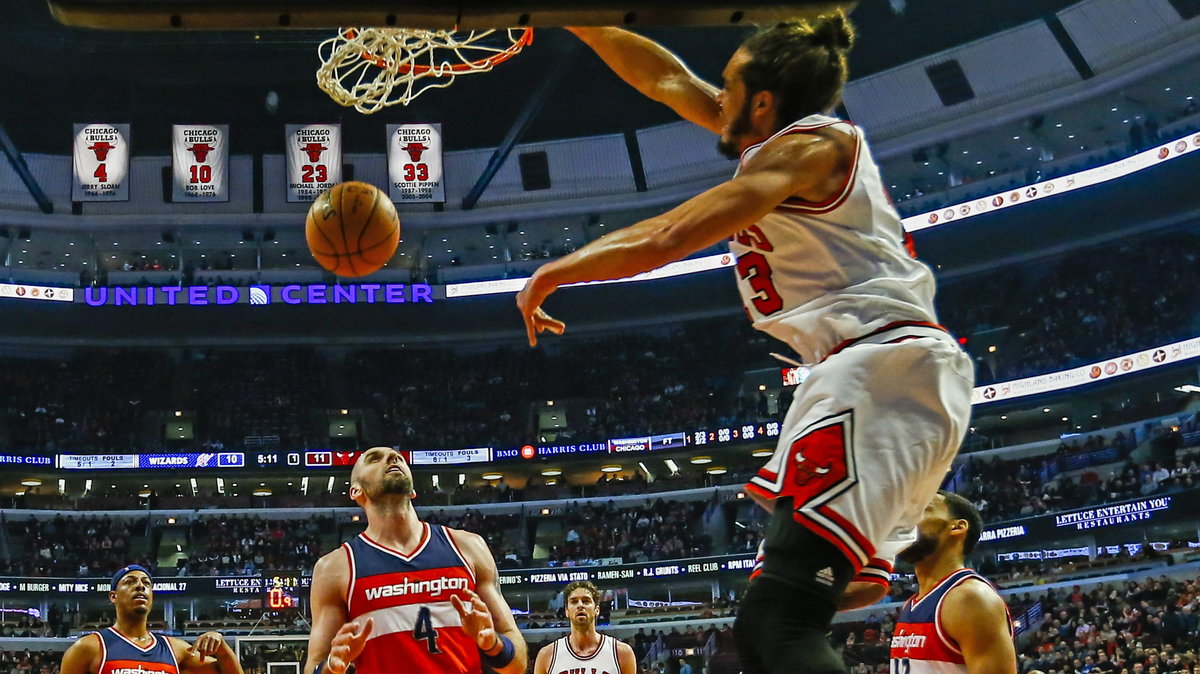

{"left": 0, "top": 0, "right": 1084, "bottom": 155}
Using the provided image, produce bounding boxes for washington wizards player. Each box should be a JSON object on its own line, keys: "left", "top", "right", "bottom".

{"left": 305, "top": 447, "right": 527, "bottom": 674}
{"left": 60, "top": 566, "right": 244, "bottom": 674}
{"left": 890, "top": 492, "right": 1016, "bottom": 674}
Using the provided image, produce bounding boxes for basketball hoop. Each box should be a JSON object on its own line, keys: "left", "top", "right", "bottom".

{"left": 316, "top": 27, "right": 534, "bottom": 114}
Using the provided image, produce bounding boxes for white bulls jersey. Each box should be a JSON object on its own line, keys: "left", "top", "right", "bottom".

{"left": 727, "top": 114, "right": 939, "bottom": 364}
{"left": 546, "top": 634, "right": 621, "bottom": 674}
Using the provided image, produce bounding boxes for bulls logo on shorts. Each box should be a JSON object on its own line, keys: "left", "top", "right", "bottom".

{"left": 750, "top": 411, "right": 857, "bottom": 509}
{"left": 789, "top": 424, "right": 849, "bottom": 495}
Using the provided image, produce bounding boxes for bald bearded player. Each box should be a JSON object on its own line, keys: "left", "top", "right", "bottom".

{"left": 305, "top": 447, "right": 527, "bottom": 674}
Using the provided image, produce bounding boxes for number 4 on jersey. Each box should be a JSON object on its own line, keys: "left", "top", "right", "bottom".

{"left": 414, "top": 606, "right": 441, "bottom": 653}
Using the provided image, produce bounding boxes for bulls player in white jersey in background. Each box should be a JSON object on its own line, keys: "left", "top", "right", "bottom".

{"left": 517, "top": 11, "right": 974, "bottom": 674}
{"left": 304, "top": 447, "right": 527, "bottom": 674}
{"left": 889, "top": 492, "right": 1016, "bottom": 674}
{"left": 534, "top": 581, "right": 636, "bottom": 674}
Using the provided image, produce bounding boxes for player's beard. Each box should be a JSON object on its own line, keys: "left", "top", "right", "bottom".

{"left": 717, "top": 96, "right": 755, "bottom": 159}
{"left": 897, "top": 531, "right": 939, "bottom": 564}
{"left": 367, "top": 471, "right": 413, "bottom": 499}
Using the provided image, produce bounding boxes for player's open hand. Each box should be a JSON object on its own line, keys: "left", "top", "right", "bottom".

{"left": 188, "top": 632, "right": 226, "bottom": 660}
{"left": 516, "top": 278, "right": 566, "bottom": 347}
{"left": 450, "top": 590, "right": 498, "bottom": 650}
{"left": 327, "top": 618, "right": 374, "bottom": 674}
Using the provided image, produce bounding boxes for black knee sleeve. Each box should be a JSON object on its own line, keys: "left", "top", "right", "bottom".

{"left": 759, "top": 497, "right": 857, "bottom": 605}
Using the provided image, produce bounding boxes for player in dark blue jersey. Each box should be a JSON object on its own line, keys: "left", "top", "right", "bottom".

{"left": 60, "top": 566, "right": 245, "bottom": 674}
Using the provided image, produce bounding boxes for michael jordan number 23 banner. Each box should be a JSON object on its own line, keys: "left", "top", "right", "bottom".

{"left": 72, "top": 123, "right": 130, "bottom": 202}
{"left": 172, "top": 125, "right": 229, "bottom": 202}
{"left": 286, "top": 124, "right": 342, "bottom": 203}
{"left": 387, "top": 123, "right": 445, "bottom": 203}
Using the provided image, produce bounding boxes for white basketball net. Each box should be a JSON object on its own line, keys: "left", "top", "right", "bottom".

{"left": 316, "top": 27, "right": 533, "bottom": 114}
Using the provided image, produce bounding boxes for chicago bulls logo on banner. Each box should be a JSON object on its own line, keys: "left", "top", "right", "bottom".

{"left": 387, "top": 123, "right": 444, "bottom": 203}
{"left": 172, "top": 125, "right": 229, "bottom": 202}
{"left": 73, "top": 123, "right": 130, "bottom": 202}
{"left": 286, "top": 124, "right": 342, "bottom": 203}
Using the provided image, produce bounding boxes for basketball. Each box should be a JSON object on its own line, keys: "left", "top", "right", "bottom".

{"left": 305, "top": 181, "right": 400, "bottom": 277}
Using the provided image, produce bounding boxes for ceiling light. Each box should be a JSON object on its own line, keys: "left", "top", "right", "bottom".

{"left": 690, "top": 456, "right": 713, "bottom": 464}
{"left": 540, "top": 468, "right": 562, "bottom": 477}
{"left": 751, "top": 448, "right": 774, "bottom": 458}
{"left": 600, "top": 465, "right": 622, "bottom": 473}
{"left": 706, "top": 466, "right": 728, "bottom": 475}
{"left": 482, "top": 472, "right": 503, "bottom": 480}
{"left": 20, "top": 479, "right": 42, "bottom": 487}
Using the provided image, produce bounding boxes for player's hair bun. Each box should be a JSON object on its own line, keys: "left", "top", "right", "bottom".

{"left": 812, "top": 12, "right": 854, "bottom": 53}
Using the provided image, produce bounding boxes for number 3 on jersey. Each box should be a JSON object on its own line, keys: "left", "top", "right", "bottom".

{"left": 733, "top": 225, "right": 783, "bottom": 316}
{"left": 414, "top": 606, "right": 441, "bottom": 653}
{"left": 736, "top": 252, "right": 783, "bottom": 316}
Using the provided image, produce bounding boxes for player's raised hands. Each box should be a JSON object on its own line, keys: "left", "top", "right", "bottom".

{"left": 327, "top": 618, "right": 373, "bottom": 674}
{"left": 451, "top": 590, "right": 499, "bottom": 650}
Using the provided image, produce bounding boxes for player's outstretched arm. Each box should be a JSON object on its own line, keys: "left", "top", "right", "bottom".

{"left": 448, "top": 529, "right": 529, "bottom": 674}
{"left": 172, "top": 631, "right": 245, "bottom": 674}
{"left": 565, "top": 27, "right": 721, "bottom": 134}
{"left": 940, "top": 581, "right": 1017, "bottom": 674}
{"left": 517, "top": 132, "right": 841, "bottom": 346}
{"left": 305, "top": 550, "right": 371, "bottom": 674}
{"left": 60, "top": 633, "right": 101, "bottom": 674}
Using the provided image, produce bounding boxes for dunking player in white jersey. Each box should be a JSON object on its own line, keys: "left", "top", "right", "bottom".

{"left": 304, "top": 447, "right": 527, "bottom": 674}
{"left": 533, "top": 581, "right": 635, "bottom": 674}
{"left": 889, "top": 492, "right": 1015, "bottom": 674}
{"left": 517, "top": 12, "right": 973, "bottom": 674}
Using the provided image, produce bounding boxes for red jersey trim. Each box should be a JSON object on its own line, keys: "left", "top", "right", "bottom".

{"left": 909, "top": 568, "right": 971, "bottom": 609}
{"left": 343, "top": 542, "right": 356, "bottom": 607}
{"left": 95, "top": 633, "right": 107, "bottom": 668}
{"left": 774, "top": 123, "right": 861, "bottom": 214}
{"left": 360, "top": 522, "right": 431, "bottom": 561}
{"left": 565, "top": 634, "right": 609, "bottom": 661}
{"left": 821, "top": 321, "right": 952, "bottom": 363}
{"left": 443, "top": 527, "right": 477, "bottom": 583}
{"left": 103, "top": 660, "right": 177, "bottom": 674}
{"left": 108, "top": 627, "right": 158, "bottom": 653}
{"left": 934, "top": 575, "right": 986, "bottom": 656}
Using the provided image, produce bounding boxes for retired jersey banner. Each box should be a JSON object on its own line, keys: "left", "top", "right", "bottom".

{"left": 72, "top": 123, "right": 130, "bottom": 201}
{"left": 387, "top": 123, "right": 444, "bottom": 203}
{"left": 286, "top": 124, "right": 342, "bottom": 202}
{"left": 172, "top": 124, "right": 229, "bottom": 202}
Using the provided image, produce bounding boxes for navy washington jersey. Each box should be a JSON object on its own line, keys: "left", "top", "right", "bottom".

{"left": 890, "top": 569, "right": 1011, "bottom": 674}
{"left": 95, "top": 627, "right": 179, "bottom": 674}
{"left": 344, "top": 523, "right": 480, "bottom": 674}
